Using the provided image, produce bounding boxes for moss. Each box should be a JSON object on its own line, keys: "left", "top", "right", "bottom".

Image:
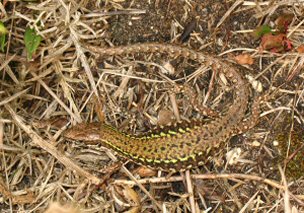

{"left": 276, "top": 126, "right": 304, "bottom": 180}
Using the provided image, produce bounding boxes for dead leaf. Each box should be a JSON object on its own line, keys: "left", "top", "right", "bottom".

{"left": 275, "top": 13, "right": 294, "bottom": 33}
{"left": 261, "top": 33, "right": 292, "bottom": 52}
{"left": 235, "top": 54, "right": 254, "bottom": 65}
{"left": 296, "top": 44, "right": 304, "bottom": 53}
{"left": 122, "top": 185, "right": 141, "bottom": 206}
{"left": 134, "top": 166, "right": 157, "bottom": 177}
{"left": 112, "top": 185, "right": 141, "bottom": 213}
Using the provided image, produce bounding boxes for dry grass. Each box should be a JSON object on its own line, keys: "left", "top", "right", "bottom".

{"left": 1, "top": 0, "right": 304, "bottom": 212}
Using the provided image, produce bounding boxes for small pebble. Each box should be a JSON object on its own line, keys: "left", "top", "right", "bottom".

{"left": 252, "top": 140, "right": 261, "bottom": 147}
{"left": 273, "top": 140, "right": 279, "bottom": 146}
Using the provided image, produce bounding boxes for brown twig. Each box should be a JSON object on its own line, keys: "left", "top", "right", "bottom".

{"left": 113, "top": 173, "right": 285, "bottom": 190}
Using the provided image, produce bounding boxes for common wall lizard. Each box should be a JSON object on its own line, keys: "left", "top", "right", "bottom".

{"left": 64, "top": 43, "right": 261, "bottom": 171}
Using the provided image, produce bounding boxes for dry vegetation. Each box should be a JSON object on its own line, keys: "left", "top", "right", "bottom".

{"left": 1, "top": 0, "right": 304, "bottom": 212}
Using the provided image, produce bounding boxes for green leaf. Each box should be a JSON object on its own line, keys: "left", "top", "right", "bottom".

{"left": 24, "top": 27, "right": 42, "bottom": 60}
{"left": 0, "top": 22, "right": 7, "bottom": 52}
{"left": 252, "top": 25, "right": 272, "bottom": 39}
{"left": 0, "top": 35, "right": 6, "bottom": 52}
{"left": 0, "top": 22, "right": 8, "bottom": 35}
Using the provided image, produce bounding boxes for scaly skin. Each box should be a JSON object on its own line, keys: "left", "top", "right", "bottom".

{"left": 64, "top": 43, "right": 260, "bottom": 171}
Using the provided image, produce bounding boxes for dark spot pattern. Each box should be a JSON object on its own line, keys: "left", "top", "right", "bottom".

{"left": 75, "top": 43, "right": 260, "bottom": 171}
